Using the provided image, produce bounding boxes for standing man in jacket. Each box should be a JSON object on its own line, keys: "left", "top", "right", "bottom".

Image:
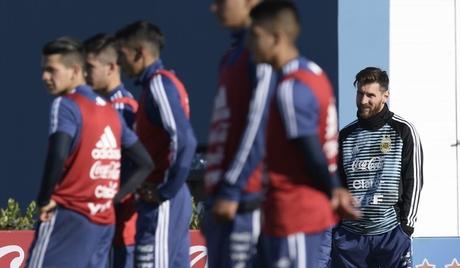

{"left": 332, "top": 67, "right": 423, "bottom": 268}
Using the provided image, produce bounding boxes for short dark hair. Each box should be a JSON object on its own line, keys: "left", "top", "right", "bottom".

{"left": 42, "top": 36, "right": 85, "bottom": 67}
{"left": 83, "top": 33, "right": 117, "bottom": 55}
{"left": 83, "top": 33, "right": 118, "bottom": 63}
{"left": 354, "top": 67, "right": 389, "bottom": 91}
{"left": 115, "top": 20, "right": 165, "bottom": 53}
{"left": 250, "top": 0, "right": 300, "bottom": 40}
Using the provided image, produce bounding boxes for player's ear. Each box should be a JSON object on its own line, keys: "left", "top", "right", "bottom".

{"left": 272, "top": 30, "right": 282, "bottom": 47}
{"left": 383, "top": 90, "right": 389, "bottom": 103}
{"left": 134, "top": 45, "right": 143, "bottom": 62}
{"left": 107, "top": 61, "right": 117, "bottom": 74}
{"left": 246, "top": 0, "right": 260, "bottom": 9}
{"left": 71, "top": 63, "right": 82, "bottom": 80}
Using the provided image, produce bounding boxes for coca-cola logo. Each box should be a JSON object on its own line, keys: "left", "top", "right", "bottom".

{"left": 189, "top": 245, "right": 207, "bottom": 268}
{"left": 89, "top": 161, "right": 120, "bottom": 180}
{"left": 0, "top": 245, "right": 25, "bottom": 268}
{"left": 351, "top": 157, "right": 384, "bottom": 172}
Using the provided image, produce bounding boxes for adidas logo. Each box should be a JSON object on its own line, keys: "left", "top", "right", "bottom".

{"left": 91, "top": 126, "right": 121, "bottom": 160}
{"left": 95, "top": 96, "right": 107, "bottom": 106}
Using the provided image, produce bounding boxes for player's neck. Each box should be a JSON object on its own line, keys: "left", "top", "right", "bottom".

{"left": 228, "top": 19, "right": 250, "bottom": 31}
{"left": 59, "top": 78, "right": 85, "bottom": 95}
{"left": 274, "top": 46, "right": 299, "bottom": 71}
{"left": 104, "top": 77, "right": 122, "bottom": 95}
{"left": 142, "top": 54, "right": 159, "bottom": 72}
{"left": 95, "top": 83, "right": 121, "bottom": 97}
{"left": 68, "top": 75, "right": 86, "bottom": 91}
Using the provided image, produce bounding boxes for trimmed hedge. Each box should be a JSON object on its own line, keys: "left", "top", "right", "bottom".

{"left": 0, "top": 198, "right": 37, "bottom": 230}
{"left": 0, "top": 198, "right": 203, "bottom": 230}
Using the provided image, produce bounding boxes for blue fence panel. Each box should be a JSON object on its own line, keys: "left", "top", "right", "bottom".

{"left": 412, "top": 237, "right": 460, "bottom": 267}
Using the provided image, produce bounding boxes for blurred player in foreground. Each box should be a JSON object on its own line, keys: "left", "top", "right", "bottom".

{"left": 203, "top": 0, "right": 276, "bottom": 267}
{"left": 247, "top": 1, "right": 360, "bottom": 267}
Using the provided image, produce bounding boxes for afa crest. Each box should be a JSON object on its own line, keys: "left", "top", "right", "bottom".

{"left": 352, "top": 145, "right": 360, "bottom": 157}
{"left": 380, "top": 135, "right": 392, "bottom": 154}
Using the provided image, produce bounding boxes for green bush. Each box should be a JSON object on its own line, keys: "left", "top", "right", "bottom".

{"left": 0, "top": 198, "right": 37, "bottom": 230}
{"left": 189, "top": 197, "right": 203, "bottom": 230}
{"left": 0, "top": 197, "right": 202, "bottom": 230}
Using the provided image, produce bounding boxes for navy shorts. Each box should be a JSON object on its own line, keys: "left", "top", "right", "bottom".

{"left": 26, "top": 207, "right": 114, "bottom": 268}
{"left": 202, "top": 208, "right": 261, "bottom": 268}
{"left": 135, "top": 184, "right": 192, "bottom": 268}
{"left": 258, "top": 230, "right": 329, "bottom": 268}
{"left": 331, "top": 224, "right": 412, "bottom": 268}
{"left": 112, "top": 245, "right": 134, "bottom": 268}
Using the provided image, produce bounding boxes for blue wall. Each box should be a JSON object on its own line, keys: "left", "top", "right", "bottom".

{"left": 338, "top": 0, "right": 389, "bottom": 128}
{"left": 0, "top": 0, "right": 338, "bottom": 207}
{"left": 412, "top": 237, "right": 460, "bottom": 266}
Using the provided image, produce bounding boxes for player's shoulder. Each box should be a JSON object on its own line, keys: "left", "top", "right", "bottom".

{"left": 52, "top": 94, "right": 79, "bottom": 111}
{"left": 254, "top": 62, "right": 273, "bottom": 75}
{"left": 113, "top": 85, "right": 134, "bottom": 99}
{"left": 339, "top": 120, "right": 359, "bottom": 140}
{"left": 154, "top": 69, "right": 189, "bottom": 100}
{"left": 276, "top": 76, "right": 319, "bottom": 112}
{"left": 280, "top": 57, "right": 323, "bottom": 83}
{"left": 121, "top": 88, "right": 134, "bottom": 98}
{"left": 220, "top": 44, "right": 251, "bottom": 73}
{"left": 388, "top": 113, "right": 420, "bottom": 140}
{"left": 285, "top": 56, "right": 324, "bottom": 74}
{"left": 278, "top": 73, "right": 312, "bottom": 100}
{"left": 389, "top": 113, "right": 413, "bottom": 128}
{"left": 146, "top": 69, "right": 174, "bottom": 94}
{"left": 72, "top": 85, "right": 109, "bottom": 105}
{"left": 152, "top": 69, "right": 180, "bottom": 86}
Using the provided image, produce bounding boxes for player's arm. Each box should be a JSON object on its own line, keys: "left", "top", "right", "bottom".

{"left": 36, "top": 133, "right": 71, "bottom": 209}
{"left": 113, "top": 117, "right": 154, "bottom": 203}
{"left": 148, "top": 75, "right": 197, "bottom": 202}
{"left": 399, "top": 122, "right": 423, "bottom": 236}
{"left": 121, "top": 108, "right": 136, "bottom": 129}
{"left": 217, "top": 63, "right": 273, "bottom": 201}
{"left": 293, "top": 136, "right": 341, "bottom": 198}
{"left": 212, "top": 64, "right": 273, "bottom": 221}
{"left": 37, "top": 97, "right": 79, "bottom": 221}
{"left": 278, "top": 80, "right": 339, "bottom": 197}
{"left": 293, "top": 135, "right": 360, "bottom": 219}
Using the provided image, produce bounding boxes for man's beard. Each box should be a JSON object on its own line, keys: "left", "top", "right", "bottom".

{"left": 358, "top": 104, "right": 383, "bottom": 119}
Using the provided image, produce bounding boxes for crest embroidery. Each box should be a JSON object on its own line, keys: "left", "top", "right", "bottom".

{"left": 352, "top": 145, "right": 360, "bottom": 157}
{"left": 380, "top": 135, "right": 391, "bottom": 154}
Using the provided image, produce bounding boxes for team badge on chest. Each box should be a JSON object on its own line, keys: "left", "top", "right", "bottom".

{"left": 352, "top": 145, "right": 360, "bottom": 157}
{"left": 380, "top": 135, "right": 392, "bottom": 154}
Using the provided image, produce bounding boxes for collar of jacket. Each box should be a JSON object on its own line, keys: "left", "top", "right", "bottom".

{"left": 357, "top": 104, "right": 394, "bottom": 131}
